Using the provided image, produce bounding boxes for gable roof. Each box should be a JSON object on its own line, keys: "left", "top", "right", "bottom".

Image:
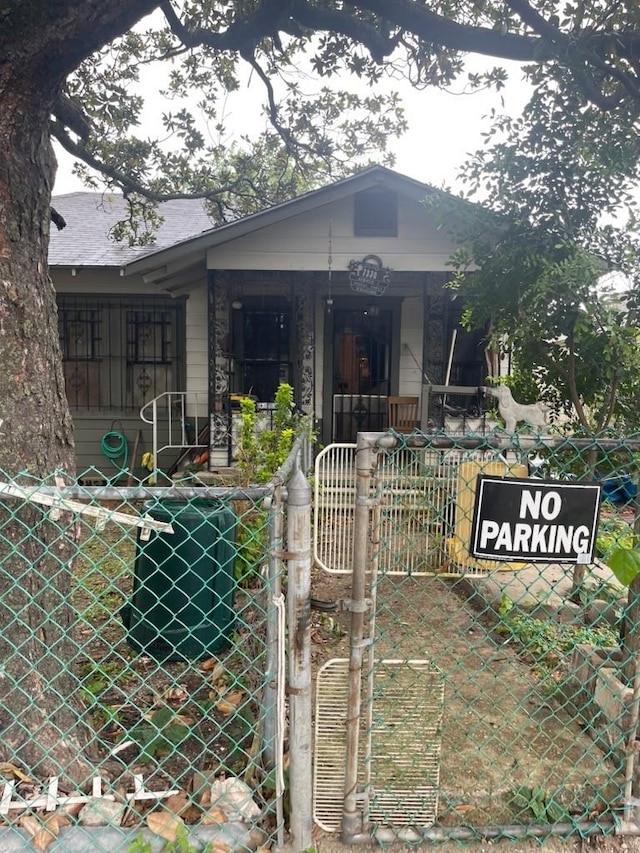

{"left": 49, "top": 193, "right": 215, "bottom": 268}
{"left": 124, "top": 165, "right": 469, "bottom": 279}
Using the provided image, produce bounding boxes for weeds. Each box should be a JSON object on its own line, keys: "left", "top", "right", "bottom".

{"left": 507, "top": 786, "right": 568, "bottom": 822}
{"left": 497, "top": 595, "right": 618, "bottom": 682}
{"left": 596, "top": 513, "right": 633, "bottom": 560}
{"left": 124, "top": 705, "right": 194, "bottom": 762}
{"left": 236, "top": 383, "right": 295, "bottom": 485}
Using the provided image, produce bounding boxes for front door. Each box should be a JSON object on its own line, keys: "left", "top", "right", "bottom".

{"left": 331, "top": 307, "right": 392, "bottom": 442}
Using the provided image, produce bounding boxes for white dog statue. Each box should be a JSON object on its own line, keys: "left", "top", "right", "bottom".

{"left": 481, "top": 384, "right": 549, "bottom": 433}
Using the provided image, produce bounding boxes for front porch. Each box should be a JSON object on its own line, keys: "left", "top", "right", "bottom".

{"left": 203, "top": 271, "right": 489, "bottom": 466}
{"left": 139, "top": 382, "right": 496, "bottom": 483}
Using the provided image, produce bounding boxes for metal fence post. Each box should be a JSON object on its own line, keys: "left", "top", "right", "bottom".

{"left": 262, "top": 489, "right": 283, "bottom": 770}
{"left": 342, "top": 433, "right": 374, "bottom": 841}
{"left": 286, "top": 466, "right": 313, "bottom": 851}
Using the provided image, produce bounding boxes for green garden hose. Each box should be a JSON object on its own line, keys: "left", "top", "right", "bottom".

{"left": 100, "top": 430, "right": 129, "bottom": 475}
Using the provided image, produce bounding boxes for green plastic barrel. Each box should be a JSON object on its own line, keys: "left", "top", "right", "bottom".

{"left": 122, "top": 500, "right": 238, "bottom": 661}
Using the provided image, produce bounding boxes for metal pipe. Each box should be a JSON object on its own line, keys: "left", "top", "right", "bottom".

{"left": 152, "top": 398, "right": 158, "bottom": 482}
{"left": 271, "top": 417, "right": 314, "bottom": 485}
{"left": 359, "top": 432, "right": 640, "bottom": 453}
{"left": 341, "top": 435, "right": 374, "bottom": 841}
{"left": 362, "top": 453, "right": 382, "bottom": 820}
{"left": 286, "top": 468, "right": 313, "bottom": 852}
{"left": 624, "top": 653, "right": 640, "bottom": 822}
{"left": 343, "top": 820, "right": 638, "bottom": 845}
{"left": 263, "top": 491, "right": 283, "bottom": 770}
{"left": 35, "top": 485, "right": 273, "bottom": 501}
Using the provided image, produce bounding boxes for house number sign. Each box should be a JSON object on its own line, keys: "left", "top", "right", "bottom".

{"left": 348, "top": 254, "right": 392, "bottom": 296}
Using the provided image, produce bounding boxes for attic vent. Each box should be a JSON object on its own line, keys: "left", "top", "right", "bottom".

{"left": 354, "top": 189, "right": 398, "bottom": 237}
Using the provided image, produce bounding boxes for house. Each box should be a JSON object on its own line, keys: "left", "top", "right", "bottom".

{"left": 50, "top": 167, "right": 491, "bottom": 478}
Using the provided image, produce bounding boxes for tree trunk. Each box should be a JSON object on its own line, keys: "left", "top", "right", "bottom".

{"left": 0, "top": 86, "right": 95, "bottom": 784}
{"left": 0, "top": 0, "right": 163, "bottom": 789}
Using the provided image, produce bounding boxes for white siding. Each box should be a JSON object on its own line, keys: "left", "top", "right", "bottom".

{"left": 207, "top": 196, "right": 460, "bottom": 272}
{"left": 185, "top": 285, "right": 208, "bottom": 405}
{"left": 72, "top": 413, "right": 156, "bottom": 480}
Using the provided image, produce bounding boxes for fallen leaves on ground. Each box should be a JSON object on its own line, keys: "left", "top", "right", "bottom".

{"left": 200, "top": 658, "right": 226, "bottom": 682}
{"left": 163, "top": 685, "right": 189, "bottom": 703}
{"left": 202, "top": 805, "right": 227, "bottom": 825}
{"left": 163, "top": 791, "right": 201, "bottom": 823}
{"left": 0, "top": 762, "right": 33, "bottom": 784}
{"left": 215, "top": 690, "right": 246, "bottom": 716}
{"left": 146, "top": 809, "right": 184, "bottom": 842}
{"left": 20, "top": 813, "right": 70, "bottom": 851}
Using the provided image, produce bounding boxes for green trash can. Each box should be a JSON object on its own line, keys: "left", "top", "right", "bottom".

{"left": 122, "top": 499, "right": 238, "bottom": 661}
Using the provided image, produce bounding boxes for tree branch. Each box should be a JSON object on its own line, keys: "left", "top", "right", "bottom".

{"left": 565, "top": 328, "right": 590, "bottom": 430}
{"left": 600, "top": 371, "right": 619, "bottom": 430}
{"left": 50, "top": 208, "right": 66, "bottom": 231}
{"left": 239, "top": 45, "right": 298, "bottom": 155}
{"left": 52, "top": 94, "right": 91, "bottom": 141}
{"left": 51, "top": 120, "right": 244, "bottom": 203}
{"left": 294, "top": 0, "right": 398, "bottom": 63}
{"left": 503, "top": 0, "right": 566, "bottom": 42}
{"left": 344, "top": 0, "right": 555, "bottom": 62}
{"left": 348, "top": 0, "right": 640, "bottom": 109}
{"left": 161, "top": 0, "right": 294, "bottom": 52}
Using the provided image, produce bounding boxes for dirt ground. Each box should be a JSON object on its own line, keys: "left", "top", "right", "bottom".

{"left": 309, "top": 568, "right": 621, "bottom": 833}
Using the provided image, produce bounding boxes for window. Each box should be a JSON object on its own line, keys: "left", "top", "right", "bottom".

{"left": 232, "top": 304, "right": 292, "bottom": 402}
{"left": 58, "top": 296, "right": 184, "bottom": 411}
{"left": 59, "top": 307, "right": 101, "bottom": 408}
{"left": 354, "top": 188, "right": 398, "bottom": 237}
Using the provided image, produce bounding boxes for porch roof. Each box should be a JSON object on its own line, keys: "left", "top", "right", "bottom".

{"left": 123, "top": 165, "right": 482, "bottom": 285}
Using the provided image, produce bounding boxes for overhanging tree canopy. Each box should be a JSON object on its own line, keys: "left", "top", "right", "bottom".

{"left": 39, "top": 1, "right": 640, "bottom": 220}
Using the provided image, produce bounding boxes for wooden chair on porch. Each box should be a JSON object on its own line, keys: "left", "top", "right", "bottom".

{"left": 387, "top": 396, "right": 420, "bottom": 433}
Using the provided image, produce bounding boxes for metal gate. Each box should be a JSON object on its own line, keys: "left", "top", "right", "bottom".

{"left": 314, "top": 430, "right": 640, "bottom": 844}
{"left": 313, "top": 442, "right": 526, "bottom": 576}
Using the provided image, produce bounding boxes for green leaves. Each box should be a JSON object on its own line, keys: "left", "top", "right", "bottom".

{"left": 508, "top": 786, "right": 568, "bottom": 823}
{"left": 236, "top": 383, "right": 296, "bottom": 485}
{"left": 609, "top": 547, "right": 640, "bottom": 588}
{"left": 126, "top": 705, "right": 194, "bottom": 762}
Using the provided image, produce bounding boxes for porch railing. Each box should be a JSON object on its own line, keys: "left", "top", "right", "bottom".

{"left": 139, "top": 391, "right": 208, "bottom": 480}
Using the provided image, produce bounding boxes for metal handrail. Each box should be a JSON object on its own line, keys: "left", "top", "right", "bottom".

{"left": 139, "top": 391, "right": 208, "bottom": 479}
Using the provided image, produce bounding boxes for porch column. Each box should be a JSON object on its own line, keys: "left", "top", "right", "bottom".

{"left": 208, "top": 270, "right": 232, "bottom": 459}
{"left": 293, "top": 275, "right": 315, "bottom": 414}
{"left": 422, "top": 273, "right": 449, "bottom": 426}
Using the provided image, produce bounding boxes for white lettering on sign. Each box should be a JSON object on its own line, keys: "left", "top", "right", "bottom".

{"left": 479, "top": 520, "right": 591, "bottom": 554}
{"left": 519, "top": 489, "right": 562, "bottom": 520}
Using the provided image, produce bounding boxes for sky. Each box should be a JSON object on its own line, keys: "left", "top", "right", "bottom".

{"left": 53, "top": 55, "right": 532, "bottom": 198}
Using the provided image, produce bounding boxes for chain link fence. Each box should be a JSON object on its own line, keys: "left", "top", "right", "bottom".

{"left": 6, "top": 427, "right": 640, "bottom": 850}
{"left": 0, "top": 432, "right": 312, "bottom": 852}
{"left": 312, "top": 430, "right": 640, "bottom": 845}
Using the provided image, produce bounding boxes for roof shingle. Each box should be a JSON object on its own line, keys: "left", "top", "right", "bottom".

{"left": 48, "top": 193, "right": 215, "bottom": 268}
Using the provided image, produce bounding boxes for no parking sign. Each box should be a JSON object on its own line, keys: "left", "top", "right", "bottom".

{"left": 470, "top": 476, "right": 602, "bottom": 563}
